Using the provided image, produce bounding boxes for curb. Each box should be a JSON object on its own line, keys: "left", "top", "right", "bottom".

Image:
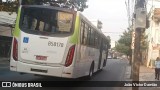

{"left": 124, "top": 65, "right": 132, "bottom": 81}
{"left": 121, "top": 65, "right": 132, "bottom": 90}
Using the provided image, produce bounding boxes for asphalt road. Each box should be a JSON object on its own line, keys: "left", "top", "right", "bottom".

{"left": 0, "top": 58, "right": 129, "bottom": 90}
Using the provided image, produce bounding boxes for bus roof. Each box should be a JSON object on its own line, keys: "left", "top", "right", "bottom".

{"left": 21, "top": 5, "right": 76, "bottom": 13}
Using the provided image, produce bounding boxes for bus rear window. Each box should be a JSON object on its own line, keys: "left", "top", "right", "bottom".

{"left": 20, "top": 7, "right": 73, "bottom": 34}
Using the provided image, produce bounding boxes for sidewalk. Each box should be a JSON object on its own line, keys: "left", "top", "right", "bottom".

{"left": 123, "top": 64, "right": 159, "bottom": 90}
{"left": 124, "top": 65, "right": 155, "bottom": 81}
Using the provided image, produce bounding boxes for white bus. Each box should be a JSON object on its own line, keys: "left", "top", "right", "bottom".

{"left": 10, "top": 4, "right": 110, "bottom": 78}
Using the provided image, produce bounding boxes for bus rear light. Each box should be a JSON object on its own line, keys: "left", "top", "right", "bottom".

{"left": 12, "top": 38, "right": 18, "bottom": 61}
{"left": 65, "top": 45, "right": 75, "bottom": 67}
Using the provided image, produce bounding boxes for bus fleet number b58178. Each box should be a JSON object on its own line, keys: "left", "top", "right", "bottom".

{"left": 48, "top": 41, "right": 64, "bottom": 47}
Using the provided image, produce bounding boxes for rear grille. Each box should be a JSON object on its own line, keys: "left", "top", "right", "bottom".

{"left": 31, "top": 68, "right": 48, "bottom": 73}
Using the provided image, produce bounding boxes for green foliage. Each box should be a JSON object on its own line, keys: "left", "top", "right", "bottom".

{"left": 115, "top": 43, "right": 130, "bottom": 55}
{"left": 115, "top": 29, "right": 132, "bottom": 56}
{"left": 140, "top": 31, "right": 148, "bottom": 51}
{"left": 0, "top": 1, "right": 18, "bottom": 12}
{"left": 0, "top": 0, "right": 88, "bottom": 12}
{"left": 115, "top": 29, "right": 148, "bottom": 56}
{"left": 118, "top": 30, "right": 132, "bottom": 46}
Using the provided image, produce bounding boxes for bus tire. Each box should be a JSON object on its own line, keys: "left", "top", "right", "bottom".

{"left": 99, "top": 59, "right": 106, "bottom": 71}
{"left": 103, "top": 59, "right": 107, "bottom": 67}
{"left": 87, "top": 62, "right": 94, "bottom": 79}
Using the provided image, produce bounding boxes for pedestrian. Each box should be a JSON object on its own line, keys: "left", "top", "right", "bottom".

{"left": 155, "top": 57, "right": 160, "bottom": 80}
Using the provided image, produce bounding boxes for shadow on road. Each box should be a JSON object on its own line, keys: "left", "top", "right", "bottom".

{"left": 28, "top": 69, "right": 105, "bottom": 81}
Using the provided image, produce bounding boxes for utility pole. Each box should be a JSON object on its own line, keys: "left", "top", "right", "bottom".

{"left": 132, "top": 28, "right": 141, "bottom": 90}
{"left": 125, "top": 0, "right": 135, "bottom": 79}
{"left": 132, "top": 0, "right": 146, "bottom": 90}
{"left": 131, "top": 29, "right": 135, "bottom": 79}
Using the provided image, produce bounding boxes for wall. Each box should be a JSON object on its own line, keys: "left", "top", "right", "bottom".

{"left": 146, "top": 1, "right": 160, "bottom": 67}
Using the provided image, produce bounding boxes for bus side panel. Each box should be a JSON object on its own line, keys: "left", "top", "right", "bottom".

{"left": 93, "top": 49, "right": 100, "bottom": 72}
{"left": 62, "top": 13, "right": 81, "bottom": 78}
{"left": 100, "top": 50, "right": 106, "bottom": 69}
{"left": 62, "top": 13, "right": 92, "bottom": 78}
{"left": 61, "top": 42, "right": 77, "bottom": 78}
{"left": 74, "top": 15, "right": 86, "bottom": 78}
{"left": 99, "top": 40, "right": 107, "bottom": 69}
{"left": 10, "top": 37, "right": 18, "bottom": 71}
{"left": 10, "top": 7, "right": 21, "bottom": 71}
{"left": 73, "top": 14, "right": 95, "bottom": 78}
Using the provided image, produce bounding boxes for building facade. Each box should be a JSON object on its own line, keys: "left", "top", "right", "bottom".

{"left": 0, "top": 12, "right": 16, "bottom": 57}
{"left": 146, "top": 0, "right": 160, "bottom": 67}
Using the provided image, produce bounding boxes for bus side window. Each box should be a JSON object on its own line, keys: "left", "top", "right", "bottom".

{"left": 80, "top": 21, "right": 85, "bottom": 44}
{"left": 97, "top": 35, "right": 101, "bottom": 49}
{"left": 95, "top": 32, "right": 98, "bottom": 48}
{"left": 84, "top": 24, "right": 88, "bottom": 45}
{"left": 90, "top": 29, "right": 95, "bottom": 47}
{"left": 87, "top": 27, "right": 91, "bottom": 46}
{"left": 105, "top": 42, "right": 108, "bottom": 50}
{"left": 103, "top": 42, "right": 106, "bottom": 50}
{"left": 102, "top": 38, "right": 104, "bottom": 49}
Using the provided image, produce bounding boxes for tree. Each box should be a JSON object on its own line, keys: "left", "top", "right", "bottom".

{"left": 140, "top": 30, "right": 148, "bottom": 51}
{"left": 0, "top": 0, "right": 18, "bottom": 12}
{"left": 115, "top": 29, "right": 132, "bottom": 57}
{"left": 0, "top": 0, "right": 88, "bottom": 12}
{"left": 115, "top": 43, "right": 130, "bottom": 55}
{"left": 140, "top": 30, "right": 148, "bottom": 64}
{"left": 115, "top": 28, "right": 148, "bottom": 65}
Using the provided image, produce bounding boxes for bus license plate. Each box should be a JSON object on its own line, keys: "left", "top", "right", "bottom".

{"left": 36, "top": 56, "right": 47, "bottom": 60}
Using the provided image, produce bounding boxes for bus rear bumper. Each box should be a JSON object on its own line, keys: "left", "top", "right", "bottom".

{"left": 11, "top": 61, "right": 74, "bottom": 78}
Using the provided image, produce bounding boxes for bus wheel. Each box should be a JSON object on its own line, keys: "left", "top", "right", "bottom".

{"left": 103, "top": 59, "right": 106, "bottom": 67}
{"left": 100, "top": 60, "right": 106, "bottom": 71}
{"left": 88, "top": 62, "right": 94, "bottom": 79}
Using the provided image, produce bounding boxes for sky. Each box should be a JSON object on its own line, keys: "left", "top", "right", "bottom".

{"left": 82, "top": 0, "right": 128, "bottom": 42}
